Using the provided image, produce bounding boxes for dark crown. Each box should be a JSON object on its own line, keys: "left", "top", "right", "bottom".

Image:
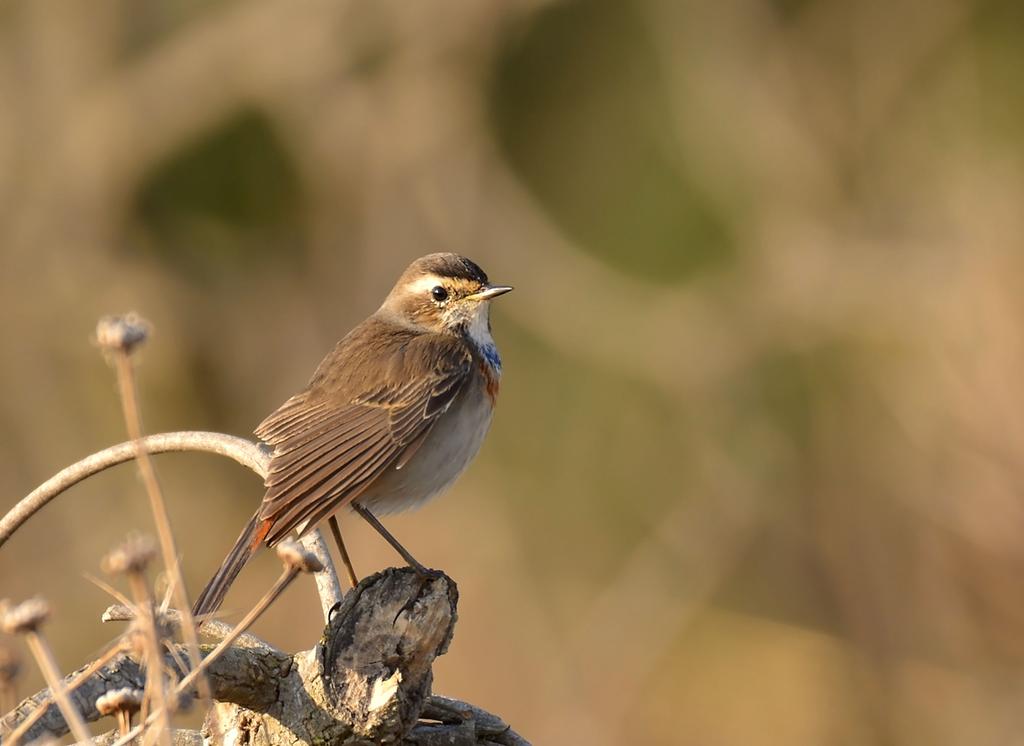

{"left": 407, "top": 253, "right": 489, "bottom": 285}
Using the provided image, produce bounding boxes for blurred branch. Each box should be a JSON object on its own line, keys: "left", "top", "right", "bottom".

{"left": 18, "top": 0, "right": 357, "bottom": 235}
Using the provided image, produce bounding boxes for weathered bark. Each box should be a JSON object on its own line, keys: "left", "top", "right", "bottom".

{"left": 0, "top": 637, "right": 293, "bottom": 742}
{"left": 205, "top": 567, "right": 458, "bottom": 745}
{"left": 0, "top": 568, "right": 528, "bottom": 745}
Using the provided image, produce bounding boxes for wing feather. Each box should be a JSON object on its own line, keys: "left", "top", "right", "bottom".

{"left": 264, "top": 430, "right": 395, "bottom": 542}
{"left": 268, "top": 407, "right": 380, "bottom": 469}
{"left": 255, "top": 326, "right": 473, "bottom": 543}
{"left": 256, "top": 399, "right": 334, "bottom": 442}
{"left": 264, "top": 417, "right": 390, "bottom": 503}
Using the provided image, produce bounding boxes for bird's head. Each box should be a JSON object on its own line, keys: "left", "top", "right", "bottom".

{"left": 381, "top": 254, "right": 513, "bottom": 340}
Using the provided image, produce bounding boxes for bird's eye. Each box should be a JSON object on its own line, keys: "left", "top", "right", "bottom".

{"left": 431, "top": 286, "right": 449, "bottom": 302}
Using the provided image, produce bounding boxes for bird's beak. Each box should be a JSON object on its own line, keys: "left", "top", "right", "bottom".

{"left": 466, "top": 285, "right": 514, "bottom": 302}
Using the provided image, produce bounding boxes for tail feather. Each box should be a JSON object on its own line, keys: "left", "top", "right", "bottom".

{"left": 193, "top": 515, "right": 273, "bottom": 618}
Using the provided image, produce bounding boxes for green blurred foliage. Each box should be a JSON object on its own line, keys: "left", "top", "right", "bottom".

{"left": 133, "top": 110, "right": 306, "bottom": 282}
{"left": 492, "top": 0, "right": 736, "bottom": 282}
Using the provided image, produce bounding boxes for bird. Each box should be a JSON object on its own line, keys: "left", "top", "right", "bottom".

{"left": 192, "top": 253, "right": 512, "bottom": 617}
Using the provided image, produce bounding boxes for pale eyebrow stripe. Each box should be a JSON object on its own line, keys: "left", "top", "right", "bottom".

{"left": 406, "top": 274, "right": 448, "bottom": 295}
{"left": 405, "top": 274, "right": 477, "bottom": 297}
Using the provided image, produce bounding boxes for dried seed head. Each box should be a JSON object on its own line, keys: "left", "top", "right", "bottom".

{"left": 102, "top": 535, "right": 158, "bottom": 575}
{"left": 275, "top": 539, "right": 324, "bottom": 574}
{"left": 0, "top": 645, "right": 20, "bottom": 682}
{"left": 95, "top": 687, "right": 144, "bottom": 716}
{"left": 1, "top": 597, "right": 51, "bottom": 634}
{"left": 95, "top": 313, "right": 150, "bottom": 354}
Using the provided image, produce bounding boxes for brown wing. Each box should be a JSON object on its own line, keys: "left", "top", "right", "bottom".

{"left": 254, "top": 323, "right": 473, "bottom": 545}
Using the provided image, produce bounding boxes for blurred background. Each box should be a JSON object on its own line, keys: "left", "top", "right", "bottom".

{"left": 2, "top": 0, "right": 1024, "bottom": 743}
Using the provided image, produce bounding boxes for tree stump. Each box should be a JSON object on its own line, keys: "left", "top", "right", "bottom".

{"left": 205, "top": 567, "right": 458, "bottom": 745}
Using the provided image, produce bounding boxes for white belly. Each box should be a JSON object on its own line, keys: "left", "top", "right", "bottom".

{"left": 354, "top": 377, "right": 494, "bottom": 515}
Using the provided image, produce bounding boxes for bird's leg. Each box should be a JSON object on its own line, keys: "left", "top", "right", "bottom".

{"left": 328, "top": 514, "right": 359, "bottom": 589}
{"left": 351, "top": 502, "right": 431, "bottom": 575}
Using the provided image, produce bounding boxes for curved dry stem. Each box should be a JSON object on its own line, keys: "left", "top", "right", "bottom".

{"left": 0, "top": 432, "right": 268, "bottom": 549}
{"left": 1, "top": 431, "right": 343, "bottom": 628}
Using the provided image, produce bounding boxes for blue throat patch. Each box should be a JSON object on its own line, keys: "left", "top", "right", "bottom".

{"left": 480, "top": 343, "right": 502, "bottom": 372}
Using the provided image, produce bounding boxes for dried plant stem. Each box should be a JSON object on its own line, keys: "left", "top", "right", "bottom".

{"left": 300, "top": 529, "right": 344, "bottom": 622}
{"left": 21, "top": 632, "right": 92, "bottom": 744}
{"left": 109, "top": 566, "right": 302, "bottom": 746}
{"left": 3, "top": 641, "right": 123, "bottom": 746}
{"left": 111, "top": 352, "right": 210, "bottom": 703}
{"left": 116, "top": 709, "right": 131, "bottom": 738}
{"left": 102, "top": 605, "right": 274, "bottom": 652}
{"left": 125, "top": 574, "right": 170, "bottom": 746}
{"left": 176, "top": 566, "right": 299, "bottom": 695}
{"left": 0, "top": 431, "right": 267, "bottom": 549}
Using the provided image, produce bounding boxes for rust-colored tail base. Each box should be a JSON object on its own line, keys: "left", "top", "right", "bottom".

{"left": 192, "top": 515, "right": 272, "bottom": 618}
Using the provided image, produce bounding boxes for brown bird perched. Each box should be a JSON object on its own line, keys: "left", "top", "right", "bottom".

{"left": 193, "top": 254, "right": 512, "bottom": 617}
